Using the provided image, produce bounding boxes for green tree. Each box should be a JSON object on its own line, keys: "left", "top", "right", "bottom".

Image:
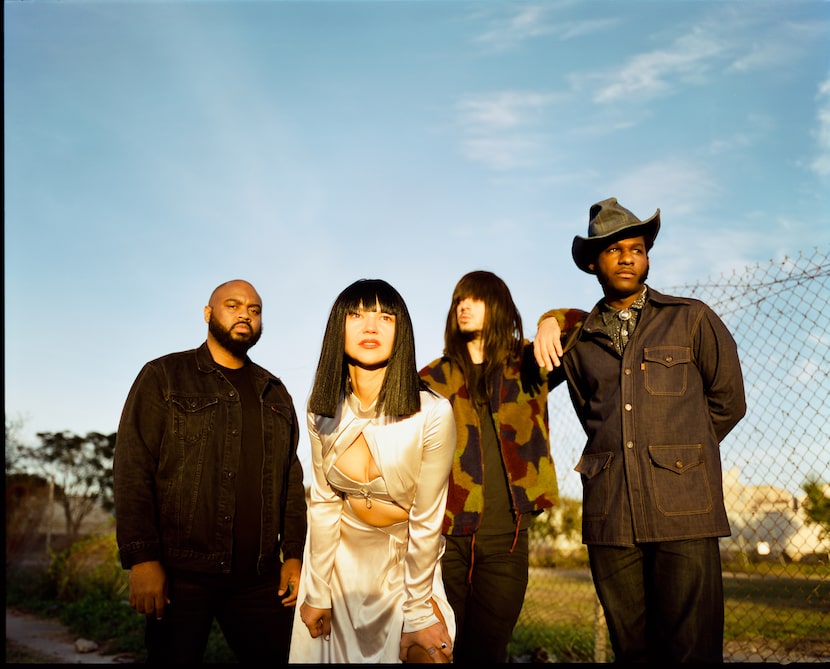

{"left": 5, "top": 412, "right": 26, "bottom": 474}
{"left": 801, "top": 478, "right": 830, "bottom": 541}
{"left": 528, "top": 496, "right": 587, "bottom": 566}
{"left": 17, "top": 431, "right": 116, "bottom": 540}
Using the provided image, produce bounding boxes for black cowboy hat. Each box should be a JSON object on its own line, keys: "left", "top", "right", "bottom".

{"left": 571, "top": 197, "right": 661, "bottom": 274}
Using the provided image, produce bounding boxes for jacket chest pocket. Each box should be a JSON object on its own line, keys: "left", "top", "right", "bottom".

{"left": 642, "top": 346, "right": 690, "bottom": 396}
{"left": 171, "top": 395, "right": 219, "bottom": 443}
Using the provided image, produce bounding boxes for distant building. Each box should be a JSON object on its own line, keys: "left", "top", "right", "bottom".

{"left": 721, "top": 469, "right": 829, "bottom": 562}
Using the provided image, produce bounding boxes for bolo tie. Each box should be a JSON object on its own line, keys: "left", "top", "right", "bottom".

{"left": 609, "top": 287, "right": 646, "bottom": 355}
{"left": 618, "top": 308, "right": 633, "bottom": 351}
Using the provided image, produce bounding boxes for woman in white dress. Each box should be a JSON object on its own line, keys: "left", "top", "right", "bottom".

{"left": 289, "top": 279, "right": 456, "bottom": 664}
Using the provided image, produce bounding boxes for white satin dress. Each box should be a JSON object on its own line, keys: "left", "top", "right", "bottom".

{"left": 288, "top": 390, "right": 457, "bottom": 664}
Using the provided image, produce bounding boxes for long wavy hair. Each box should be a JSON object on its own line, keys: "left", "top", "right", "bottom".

{"left": 308, "top": 279, "right": 426, "bottom": 418}
{"left": 443, "top": 270, "right": 524, "bottom": 401}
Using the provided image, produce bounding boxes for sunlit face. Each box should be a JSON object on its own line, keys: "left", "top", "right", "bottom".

{"left": 344, "top": 300, "right": 396, "bottom": 369}
{"left": 589, "top": 236, "right": 650, "bottom": 302}
{"left": 456, "top": 297, "right": 486, "bottom": 337}
{"left": 205, "top": 281, "right": 263, "bottom": 357}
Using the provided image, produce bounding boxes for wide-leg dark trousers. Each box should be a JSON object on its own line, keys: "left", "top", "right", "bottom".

{"left": 144, "top": 572, "right": 292, "bottom": 664}
{"left": 588, "top": 538, "right": 724, "bottom": 663}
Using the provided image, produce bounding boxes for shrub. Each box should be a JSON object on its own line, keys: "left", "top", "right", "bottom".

{"left": 6, "top": 564, "right": 58, "bottom": 614}
{"left": 48, "top": 532, "right": 128, "bottom": 601}
{"left": 59, "top": 594, "right": 146, "bottom": 656}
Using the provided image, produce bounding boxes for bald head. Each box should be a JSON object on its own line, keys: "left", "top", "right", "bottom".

{"left": 204, "top": 280, "right": 263, "bottom": 367}
{"left": 208, "top": 280, "right": 261, "bottom": 309}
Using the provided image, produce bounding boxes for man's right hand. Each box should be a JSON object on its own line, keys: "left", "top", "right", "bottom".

{"left": 129, "top": 560, "right": 170, "bottom": 620}
{"left": 533, "top": 316, "right": 564, "bottom": 371}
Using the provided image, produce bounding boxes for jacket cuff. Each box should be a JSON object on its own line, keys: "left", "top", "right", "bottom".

{"left": 538, "top": 307, "right": 587, "bottom": 334}
{"left": 281, "top": 542, "right": 305, "bottom": 562}
{"left": 119, "top": 545, "right": 162, "bottom": 570}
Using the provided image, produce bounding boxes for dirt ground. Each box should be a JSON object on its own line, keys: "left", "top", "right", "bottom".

{"left": 5, "top": 608, "right": 139, "bottom": 664}
{"left": 721, "top": 638, "right": 830, "bottom": 664}
{"left": 6, "top": 606, "right": 830, "bottom": 664}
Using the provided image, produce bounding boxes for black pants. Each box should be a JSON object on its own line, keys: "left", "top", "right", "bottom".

{"left": 588, "top": 538, "right": 724, "bottom": 663}
{"left": 144, "top": 572, "right": 293, "bottom": 664}
{"left": 441, "top": 530, "right": 529, "bottom": 663}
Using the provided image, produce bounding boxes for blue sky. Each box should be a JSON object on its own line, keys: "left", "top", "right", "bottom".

{"left": 5, "top": 0, "right": 830, "bottom": 492}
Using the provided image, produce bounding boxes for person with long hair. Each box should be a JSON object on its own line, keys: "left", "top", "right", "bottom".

{"left": 289, "top": 279, "right": 456, "bottom": 664}
{"left": 419, "top": 270, "right": 584, "bottom": 663}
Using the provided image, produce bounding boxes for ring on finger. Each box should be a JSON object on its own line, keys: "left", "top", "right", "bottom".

{"left": 426, "top": 646, "right": 437, "bottom": 655}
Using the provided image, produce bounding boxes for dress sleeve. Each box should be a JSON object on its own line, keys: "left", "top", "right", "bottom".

{"left": 401, "top": 396, "right": 456, "bottom": 632}
{"left": 302, "top": 412, "right": 344, "bottom": 610}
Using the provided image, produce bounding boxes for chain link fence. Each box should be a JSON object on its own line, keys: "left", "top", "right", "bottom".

{"left": 514, "top": 247, "right": 830, "bottom": 663}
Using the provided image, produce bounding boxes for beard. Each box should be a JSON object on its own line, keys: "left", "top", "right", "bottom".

{"left": 208, "top": 314, "right": 262, "bottom": 358}
{"left": 597, "top": 264, "right": 649, "bottom": 301}
{"left": 460, "top": 328, "right": 481, "bottom": 344}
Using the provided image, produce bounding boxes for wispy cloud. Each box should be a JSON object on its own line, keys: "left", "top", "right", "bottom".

{"left": 590, "top": 27, "right": 726, "bottom": 104}
{"left": 608, "top": 160, "right": 717, "bottom": 219}
{"left": 726, "top": 19, "right": 828, "bottom": 74}
{"left": 459, "top": 135, "right": 544, "bottom": 170}
{"left": 726, "top": 43, "right": 798, "bottom": 75}
{"left": 455, "top": 91, "right": 561, "bottom": 169}
{"left": 705, "top": 113, "right": 773, "bottom": 156}
{"left": 475, "top": 4, "right": 552, "bottom": 50}
{"left": 581, "top": 9, "right": 827, "bottom": 106}
{"left": 810, "top": 76, "right": 830, "bottom": 178}
{"left": 473, "top": 2, "right": 617, "bottom": 52}
{"left": 457, "top": 91, "right": 559, "bottom": 131}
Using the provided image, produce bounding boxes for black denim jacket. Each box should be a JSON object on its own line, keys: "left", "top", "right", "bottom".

{"left": 114, "top": 342, "right": 307, "bottom": 575}
{"left": 561, "top": 288, "right": 746, "bottom": 546}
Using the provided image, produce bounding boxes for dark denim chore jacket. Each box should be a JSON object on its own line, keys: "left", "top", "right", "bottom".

{"left": 560, "top": 288, "right": 746, "bottom": 547}
{"left": 114, "top": 342, "right": 307, "bottom": 575}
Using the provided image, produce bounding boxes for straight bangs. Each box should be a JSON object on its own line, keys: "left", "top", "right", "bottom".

{"left": 452, "top": 270, "right": 512, "bottom": 308}
{"left": 339, "top": 279, "right": 407, "bottom": 318}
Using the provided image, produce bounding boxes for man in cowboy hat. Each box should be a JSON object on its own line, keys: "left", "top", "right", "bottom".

{"left": 534, "top": 198, "right": 746, "bottom": 662}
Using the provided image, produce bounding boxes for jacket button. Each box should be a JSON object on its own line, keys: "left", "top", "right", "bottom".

{"left": 224, "top": 515, "right": 231, "bottom": 522}
{"left": 675, "top": 460, "right": 683, "bottom": 468}
{"left": 624, "top": 368, "right": 631, "bottom": 375}
{"left": 624, "top": 403, "right": 632, "bottom": 411}
{"left": 666, "top": 355, "right": 673, "bottom": 363}
{"left": 227, "top": 471, "right": 235, "bottom": 479}
{"left": 626, "top": 441, "right": 634, "bottom": 449}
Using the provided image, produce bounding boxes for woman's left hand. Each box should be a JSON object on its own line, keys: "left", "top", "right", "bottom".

{"left": 300, "top": 603, "right": 332, "bottom": 641}
{"left": 400, "top": 622, "right": 453, "bottom": 663}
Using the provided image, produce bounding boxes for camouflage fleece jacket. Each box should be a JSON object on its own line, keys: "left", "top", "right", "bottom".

{"left": 419, "top": 308, "right": 584, "bottom": 536}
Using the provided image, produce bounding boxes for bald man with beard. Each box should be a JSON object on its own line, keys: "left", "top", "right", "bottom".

{"left": 114, "top": 280, "right": 307, "bottom": 664}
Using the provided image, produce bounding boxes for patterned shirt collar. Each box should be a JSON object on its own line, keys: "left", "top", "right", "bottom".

{"left": 600, "top": 286, "right": 648, "bottom": 354}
